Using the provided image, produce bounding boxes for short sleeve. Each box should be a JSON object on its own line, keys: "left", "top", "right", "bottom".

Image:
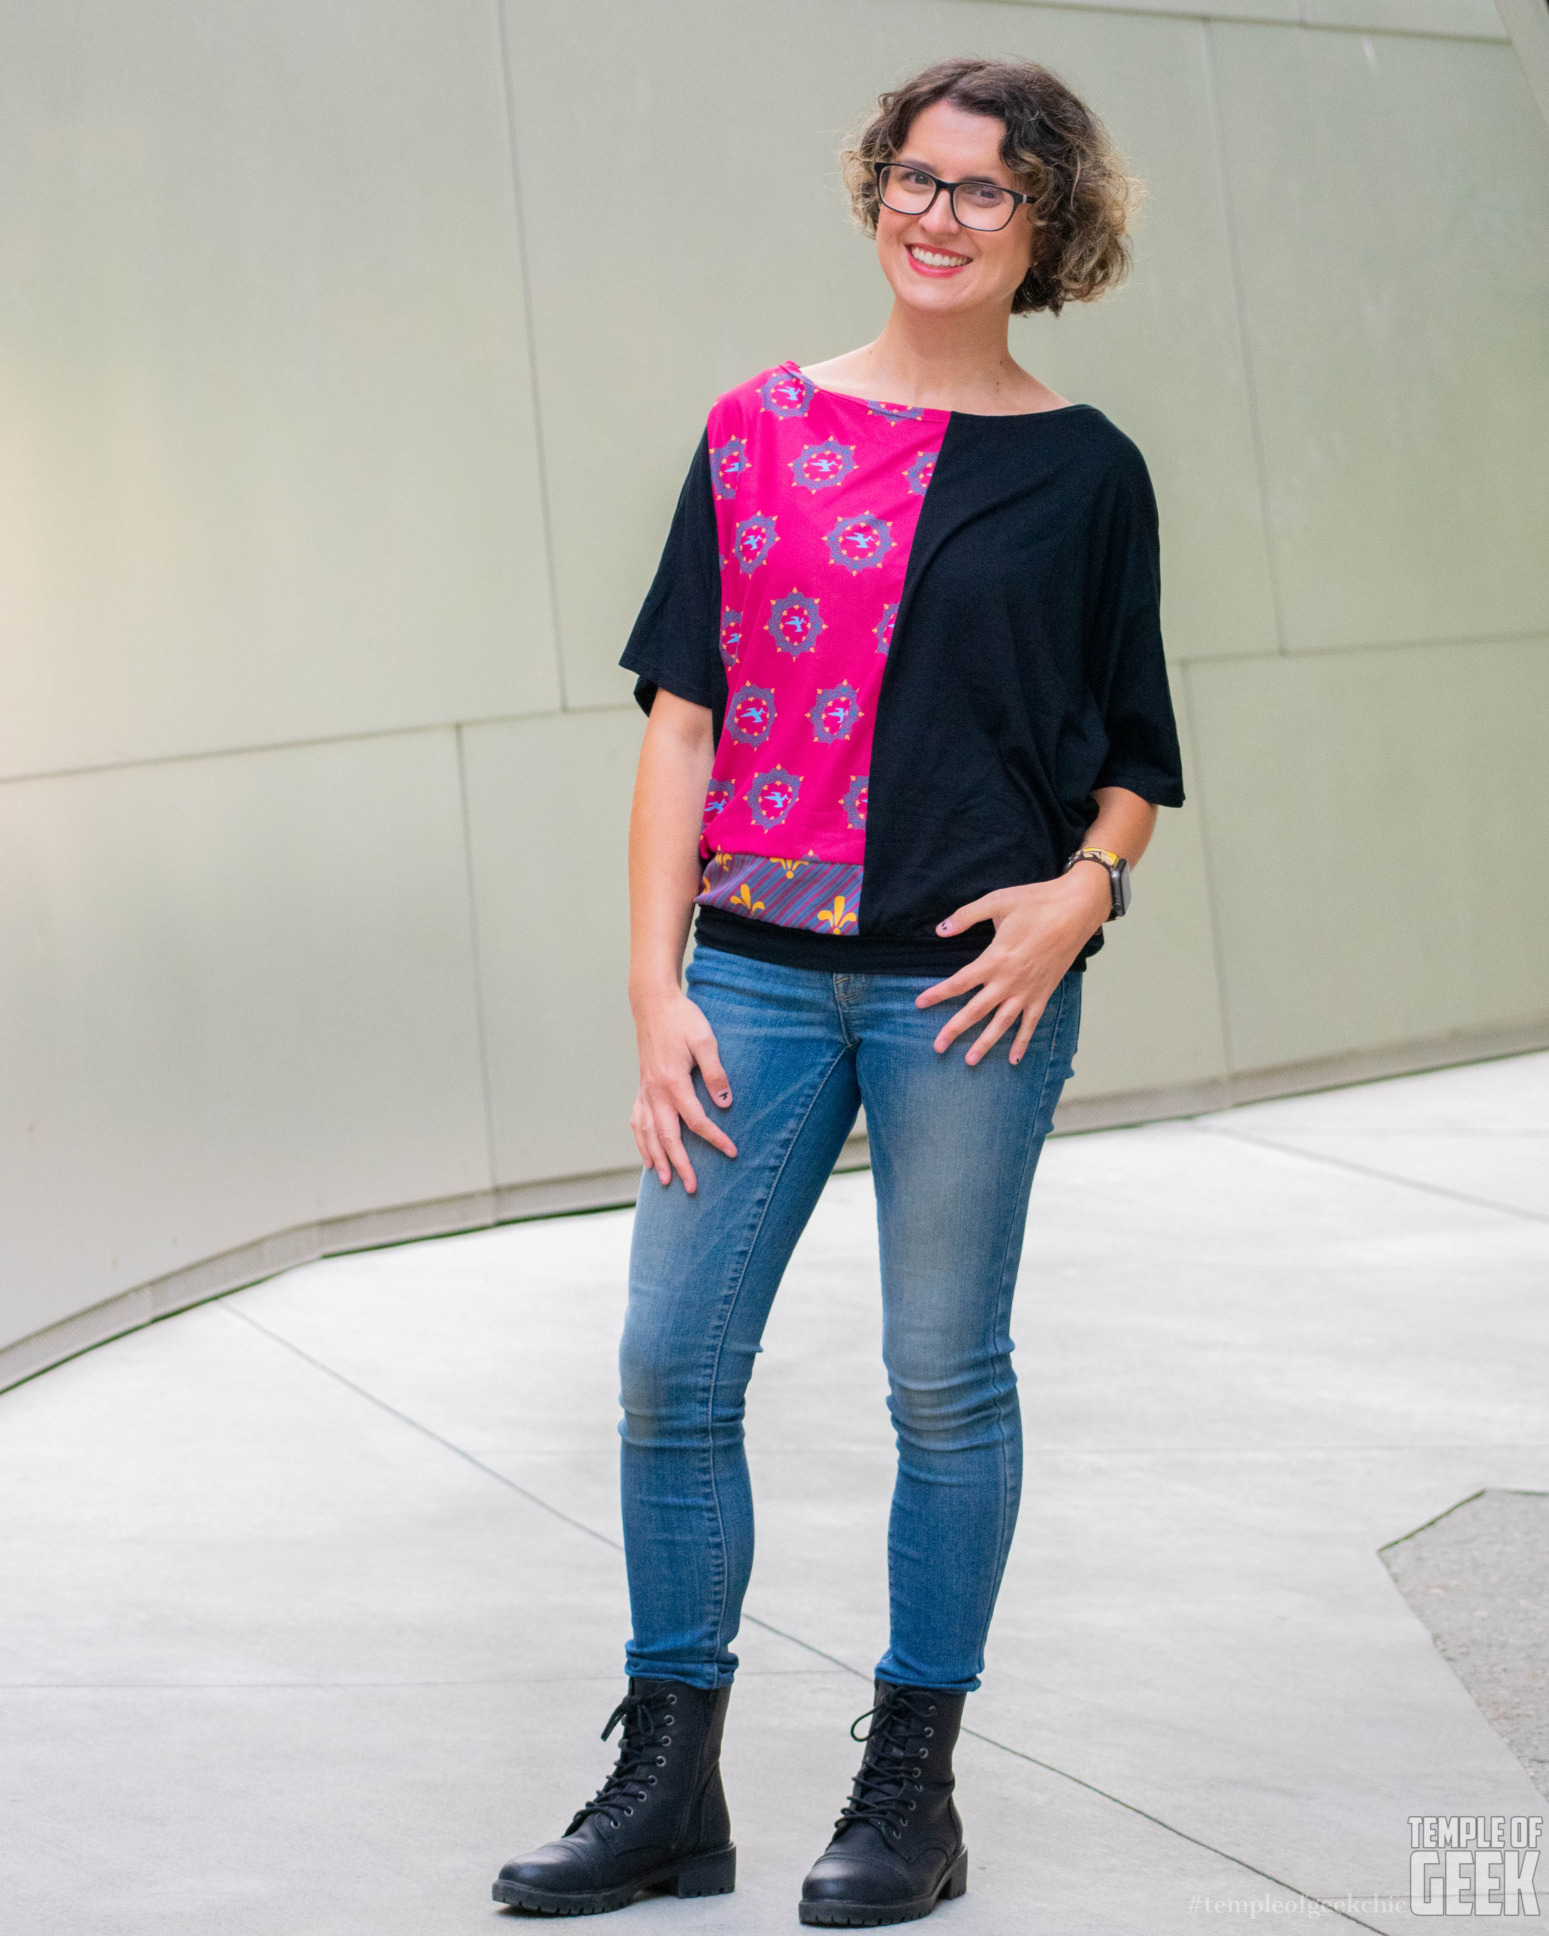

{"left": 1084, "top": 448, "right": 1186, "bottom": 808}
{"left": 619, "top": 431, "right": 725, "bottom": 726}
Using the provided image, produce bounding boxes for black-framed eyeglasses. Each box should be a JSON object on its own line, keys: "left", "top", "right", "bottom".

{"left": 874, "top": 162, "right": 1031, "bottom": 234}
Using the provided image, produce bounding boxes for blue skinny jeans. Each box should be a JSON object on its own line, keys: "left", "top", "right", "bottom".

{"left": 619, "top": 945, "right": 1082, "bottom": 1694}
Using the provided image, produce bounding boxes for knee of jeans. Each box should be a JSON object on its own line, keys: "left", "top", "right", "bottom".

{"left": 885, "top": 1352, "right": 1017, "bottom": 1451}
{"left": 619, "top": 1317, "right": 752, "bottom": 1444}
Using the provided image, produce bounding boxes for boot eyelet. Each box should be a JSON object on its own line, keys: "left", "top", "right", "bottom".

{"left": 665, "top": 1714, "right": 675, "bottom": 1724}
{"left": 648, "top": 1776, "right": 657, "bottom": 1785}
{"left": 909, "top": 1800, "right": 917, "bottom": 1811}
{"left": 624, "top": 1807, "right": 634, "bottom": 1817}
{"left": 667, "top": 1693, "right": 677, "bottom": 1704}
{"left": 919, "top": 1747, "right": 929, "bottom": 1758}
{"left": 924, "top": 1727, "right": 934, "bottom": 1737}
{"left": 656, "top": 1755, "right": 666, "bottom": 1766}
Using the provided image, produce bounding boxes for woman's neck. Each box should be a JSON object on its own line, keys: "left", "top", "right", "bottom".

{"left": 805, "top": 302, "right": 1069, "bottom": 417}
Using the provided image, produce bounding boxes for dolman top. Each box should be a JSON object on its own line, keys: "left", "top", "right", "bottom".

{"left": 621, "top": 362, "right": 1185, "bottom": 976}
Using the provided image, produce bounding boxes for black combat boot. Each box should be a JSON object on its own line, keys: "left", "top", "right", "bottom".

{"left": 799, "top": 1681, "right": 968, "bottom": 1926}
{"left": 492, "top": 1679, "right": 735, "bottom": 1915}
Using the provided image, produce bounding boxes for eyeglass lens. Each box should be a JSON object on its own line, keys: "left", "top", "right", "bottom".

{"left": 876, "top": 164, "right": 1018, "bottom": 233}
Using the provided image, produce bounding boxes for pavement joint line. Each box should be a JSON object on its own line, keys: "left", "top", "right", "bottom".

{"left": 224, "top": 1306, "right": 626, "bottom": 1555}
{"left": 0, "top": 1671, "right": 844, "bottom": 1690}
{"left": 1379, "top": 1483, "right": 1549, "bottom": 1551}
{"left": 224, "top": 1302, "right": 1387, "bottom": 1927}
{"left": 954, "top": 1725, "right": 1391, "bottom": 1936}
{"left": 1193, "top": 1124, "right": 1549, "bottom": 1225}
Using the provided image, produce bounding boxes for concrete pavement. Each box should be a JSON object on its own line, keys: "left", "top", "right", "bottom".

{"left": 2, "top": 1052, "right": 1546, "bottom": 1933}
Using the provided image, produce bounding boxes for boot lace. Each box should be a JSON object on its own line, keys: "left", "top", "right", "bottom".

{"left": 833, "top": 1687, "right": 940, "bottom": 1842}
{"left": 564, "top": 1688, "right": 679, "bottom": 1835}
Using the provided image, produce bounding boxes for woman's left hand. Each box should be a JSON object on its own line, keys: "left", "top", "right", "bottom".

{"left": 916, "top": 868, "right": 1112, "bottom": 1066}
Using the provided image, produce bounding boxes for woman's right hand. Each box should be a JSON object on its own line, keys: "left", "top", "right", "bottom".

{"left": 630, "top": 989, "right": 737, "bottom": 1194}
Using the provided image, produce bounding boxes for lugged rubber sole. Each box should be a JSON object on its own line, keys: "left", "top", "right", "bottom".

{"left": 491, "top": 1842, "right": 736, "bottom": 1916}
{"left": 798, "top": 1848, "right": 968, "bottom": 1927}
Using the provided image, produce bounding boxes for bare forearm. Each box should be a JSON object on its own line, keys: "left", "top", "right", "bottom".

{"left": 628, "top": 693, "right": 715, "bottom": 1008}
{"left": 1082, "top": 785, "right": 1159, "bottom": 869}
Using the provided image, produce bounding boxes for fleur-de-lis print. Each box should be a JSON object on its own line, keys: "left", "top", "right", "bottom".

{"left": 730, "top": 884, "right": 766, "bottom": 916}
{"left": 817, "top": 894, "right": 857, "bottom": 933}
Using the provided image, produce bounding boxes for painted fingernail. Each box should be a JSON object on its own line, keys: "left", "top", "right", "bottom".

{"left": 717, "top": 1091, "right": 731, "bottom": 1105}
{"left": 936, "top": 920, "right": 951, "bottom": 933}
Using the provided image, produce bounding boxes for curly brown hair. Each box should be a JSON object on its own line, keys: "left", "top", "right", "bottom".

{"left": 841, "top": 56, "right": 1142, "bottom": 317}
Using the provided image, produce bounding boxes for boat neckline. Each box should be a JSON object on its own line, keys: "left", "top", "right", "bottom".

{"left": 785, "top": 359, "right": 1095, "bottom": 423}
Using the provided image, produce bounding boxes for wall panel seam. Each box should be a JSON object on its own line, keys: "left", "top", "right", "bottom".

{"left": 1200, "top": 16, "right": 1290, "bottom": 656}
{"left": 1178, "top": 661, "right": 1240, "bottom": 1074}
{"left": 455, "top": 723, "right": 501, "bottom": 1193}
{"left": 491, "top": 0, "right": 568, "bottom": 709}
{"left": 0, "top": 707, "right": 645, "bottom": 791}
{"left": 1170, "top": 627, "right": 1549, "bottom": 671}
{"left": 939, "top": 0, "right": 1506, "bottom": 41}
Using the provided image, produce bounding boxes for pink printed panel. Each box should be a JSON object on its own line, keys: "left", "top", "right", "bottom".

{"left": 699, "top": 365, "right": 943, "bottom": 910}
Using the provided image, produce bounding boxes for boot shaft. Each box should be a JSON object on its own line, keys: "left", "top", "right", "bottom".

{"left": 864, "top": 1681, "right": 966, "bottom": 1790}
{"left": 579, "top": 1679, "right": 729, "bottom": 1855}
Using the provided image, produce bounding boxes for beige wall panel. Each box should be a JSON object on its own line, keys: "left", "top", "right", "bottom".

{"left": 1062, "top": 698, "right": 1229, "bottom": 1100}
{"left": 462, "top": 709, "right": 645, "bottom": 1187}
{"left": 0, "top": 733, "right": 491, "bottom": 1352}
{"left": 1188, "top": 639, "right": 1549, "bottom": 1073}
{"left": 1209, "top": 22, "right": 1549, "bottom": 653}
{"left": 942, "top": 2, "right": 1330, "bottom": 27}
{"left": 0, "top": 1, "right": 557, "bottom": 780}
{"left": 504, "top": 0, "right": 1276, "bottom": 708}
{"left": 1298, "top": 1, "right": 1504, "bottom": 36}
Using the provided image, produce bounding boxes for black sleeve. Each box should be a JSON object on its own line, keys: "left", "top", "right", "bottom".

{"left": 1084, "top": 448, "right": 1186, "bottom": 808}
{"left": 619, "top": 431, "right": 726, "bottom": 734}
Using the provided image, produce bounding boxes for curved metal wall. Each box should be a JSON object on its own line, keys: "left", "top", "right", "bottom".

{"left": 4, "top": 0, "right": 1548, "bottom": 1385}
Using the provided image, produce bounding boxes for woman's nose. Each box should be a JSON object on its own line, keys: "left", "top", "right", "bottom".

{"left": 921, "top": 191, "right": 965, "bottom": 236}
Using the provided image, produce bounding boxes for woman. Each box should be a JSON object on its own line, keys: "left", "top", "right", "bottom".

{"left": 495, "top": 55, "right": 1183, "bottom": 1926}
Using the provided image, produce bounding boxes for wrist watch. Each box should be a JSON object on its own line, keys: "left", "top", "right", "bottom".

{"left": 1064, "top": 846, "right": 1131, "bottom": 920}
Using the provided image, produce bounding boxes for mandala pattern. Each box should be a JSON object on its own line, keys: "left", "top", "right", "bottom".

{"left": 759, "top": 367, "right": 815, "bottom": 418}
{"left": 809, "top": 682, "right": 862, "bottom": 743}
{"left": 789, "top": 439, "right": 856, "bottom": 492}
{"left": 727, "top": 684, "right": 776, "bottom": 746}
{"left": 748, "top": 766, "right": 802, "bottom": 829}
{"left": 825, "top": 512, "right": 893, "bottom": 574}
{"left": 702, "top": 778, "right": 735, "bottom": 827}
{"left": 695, "top": 365, "right": 946, "bottom": 919}
{"left": 904, "top": 450, "right": 937, "bottom": 495}
{"left": 768, "top": 590, "right": 824, "bottom": 656}
{"left": 710, "top": 437, "right": 748, "bottom": 500}
{"left": 733, "top": 513, "right": 778, "bottom": 573}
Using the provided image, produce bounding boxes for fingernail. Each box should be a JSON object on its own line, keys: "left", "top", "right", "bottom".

{"left": 936, "top": 920, "right": 951, "bottom": 933}
{"left": 716, "top": 1091, "right": 731, "bottom": 1105}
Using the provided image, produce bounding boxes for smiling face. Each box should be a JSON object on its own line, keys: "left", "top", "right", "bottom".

{"left": 874, "top": 98, "right": 1038, "bottom": 321}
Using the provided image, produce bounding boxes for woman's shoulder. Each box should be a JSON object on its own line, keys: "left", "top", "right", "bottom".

{"left": 704, "top": 363, "right": 812, "bottom": 438}
{"left": 1018, "top": 403, "right": 1154, "bottom": 499}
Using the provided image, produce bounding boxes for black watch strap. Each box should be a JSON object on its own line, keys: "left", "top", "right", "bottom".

{"left": 1064, "top": 847, "right": 1131, "bottom": 920}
